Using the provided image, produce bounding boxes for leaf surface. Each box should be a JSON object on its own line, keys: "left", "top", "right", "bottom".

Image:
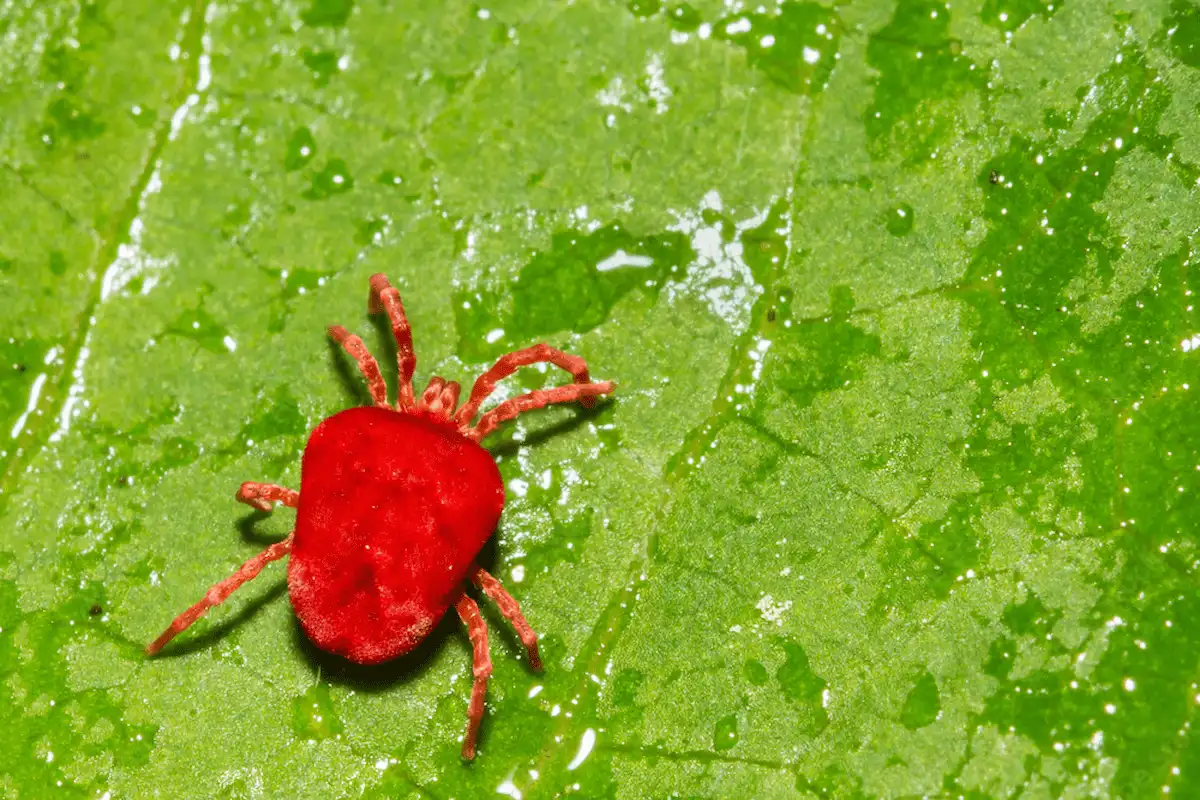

{"left": 3, "top": 0, "right": 1200, "bottom": 797}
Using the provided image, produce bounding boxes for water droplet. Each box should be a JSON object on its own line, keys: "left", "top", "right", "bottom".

{"left": 284, "top": 127, "right": 317, "bottom": 171}
{"left": 713, "top": 714, "right": 739, "bottom": 750}
{"left": 304, "top": 158, "right": 354, "bottom": 200}
{"left": 886, "top": 203, "right": 914, "bottom": 236}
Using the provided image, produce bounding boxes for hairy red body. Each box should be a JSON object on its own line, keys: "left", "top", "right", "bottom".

{"left": 145, "top": 273, "right": 614, "bottom": 758}
{"left": 289, "top": 408, "right": 503, "bottom": 664}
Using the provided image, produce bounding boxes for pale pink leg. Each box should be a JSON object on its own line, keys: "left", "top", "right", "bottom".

{"left": 368, "top": 274, "right": 417, "bottom": 410}
{"left": 145, "top": 534, "right": 293, "bottom": 656}
{"left": 469, "top": 381, "right": 615, "bottom": 441}
{"left": 455, "top": 344, "right": 595, "bottom": 426}
{"left": 328, "top": 325, "right": 388, "bottom": 407}
{"left": 470, "top": 564, "right": 541, "bottom": 670}
{"left": 236, "top": 482, "right": 299, "bottom": 512}
{"left": 455, "top": 593, "right": 492, "bottom": 760}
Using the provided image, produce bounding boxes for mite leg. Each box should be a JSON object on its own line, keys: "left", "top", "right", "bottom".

{"left": 236, "top": 482, "right": 299, "bottom": 512}
{"left": 367, "top": 274, "right": 417, "bottom": 410}
{"left": 455, "top": 593, "right": 493, "bottom": 760}
{"left": 456, "top": 344, "right": 595, "bottom": 426}
{"left": 145, "top": 535, "right": 293, "bottom": 656}
{"left": 328, "top": 325, "right": 388, "bottom": 407}
{"left": 420, "top": 376, "right": 446, "bottom": 412}
{"left": 468, "top": 381, "right": 615, "bottom": 442}
{"left": 469, "top": 564, "right": 541, "bottom": 670}
{"left": 437, "top": 380, "right": 461, "bottom": 418}
{"left": 418, "top": 377, "right": 462, "bottom": 420}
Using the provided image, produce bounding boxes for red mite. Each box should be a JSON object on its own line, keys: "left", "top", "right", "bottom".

{"left": 146, "top": 274, "right": 614, "bottom": 759}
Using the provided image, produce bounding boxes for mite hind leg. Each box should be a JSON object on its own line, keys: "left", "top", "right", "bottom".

{"left": 145, "top": 535, "right": 293, "bottom": 656}
{"left": 455, "top": 593, "right": 493, "bottom": 760}
{"left": 236, "top": 482, "right": 299, "bottom": 512}
{"left": 470, "top": 564, "right": 541, "bottom": 670}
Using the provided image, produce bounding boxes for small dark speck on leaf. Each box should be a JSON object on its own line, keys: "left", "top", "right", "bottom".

{"left": 14, "top": 363, "right": 26, "bottom": 372}
{"left": 89, "top": 604, "right": 103, "bottom": 616}
{"left": 989, "top": 170, "right": 1000, "bottom": 184}
{"left": 767, "top": 308, "right": 776, "bottom": 322}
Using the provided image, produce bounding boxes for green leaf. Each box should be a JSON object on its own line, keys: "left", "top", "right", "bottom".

{"left": 3, "top": 0, "right": 1200, "bottom": 796}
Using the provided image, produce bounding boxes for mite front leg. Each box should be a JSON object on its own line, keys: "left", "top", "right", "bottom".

{"left": 455, "top": 344, "right": 596, "bottom": 426}
{"left": 468, "top": 381, "right": 615, "bottom": 441}
{"left": 470, "top": 564, "right": 541, "bottom": 670}
{"left": 328, "top": 324, "right": 389, "bottom": 408}
{"left": 146, "top": 534, "right": 294, "bottom": 656}
{"left": 455, "top": 593, "right": 493, "bottom": 760}
{"left": 368, "top": 274, "right": 418, "bottom": 410}
{"left": 236, "top": 482, "right": 299, "bottom": 512}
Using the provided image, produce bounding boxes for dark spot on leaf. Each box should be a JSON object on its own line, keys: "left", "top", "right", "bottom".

{"left": 239, "top": 387, "right": 307, "bottom": 444}
{"left": 301, "top": 0, "right": 354, "bottom": 28}
{"left": 355, "top": 217, "right": 387, "bottom": 247}
{"left": 611, "top": 669, "right": 644, "bottom": 707}
{"left": 713, "top": 3, "right": 843, "bottom": 96}
{"left": 304, "top": 158, "right": 354, "bottom": 199}
{"left": 301, "top": 48, "right": 341, "bottom": 87}
{"left": 795, "top": 765, "right": 869, "bottom": 798}
{"left": 899, "top": 671, "right": 940, "bottom": 729}
{"left": 774, "top": 639, "right": 830, "bottom": 734}
{"left": 285, "top": 127, "right": 317, "bottom": 171}
{"left": 1167, "top": 0, "right": 1200, "bottom": 68}
{"left": 1002, "top": 592, "right": 1059, "bottom": 636}
{"left": 454, "top": 222, "right": 693, "bottom": 359}
{"left": 743, "top": 659, "right": 769, "bottom": 686}
{"left": 377, "top": 170, "right": 404, "bottom": 187}
{"left": 776, "top": 639, "right": 825, "bottom": 703}
{"left": 980, "top": 0, "right": 1061, "bottom": 35}
{"left": 865, "top": 0, "right": 984, "bottom": 158}
{"left": 159, "top": 437, "right": 200, "bottom": 469}
{"left": 163, "top": 304, "right": 232, "bottom": 354}
{"left": 666, "top": 3, "right": 701, "bottom": 32}
{"left": 41, "top": 96, "right": 106, "bottom": 145}
{"left": 627, "top": 0, "right": 661, "bottom": 17}
{"left": 768, "top": 285, "right": 881, "bottom": 410}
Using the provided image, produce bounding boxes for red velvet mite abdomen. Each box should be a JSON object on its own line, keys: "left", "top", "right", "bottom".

{"left": 288, "top": 407, "right": 504, "bottom": 665}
